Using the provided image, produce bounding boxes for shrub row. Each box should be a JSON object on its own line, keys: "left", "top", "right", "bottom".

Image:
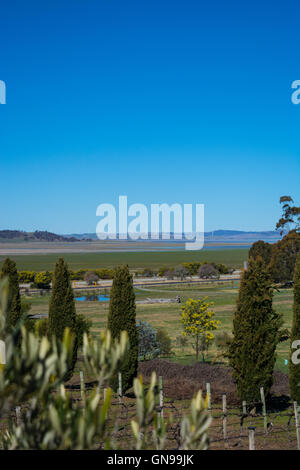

{"left": 18, "top": 268, "right": 115, "bottom": 283}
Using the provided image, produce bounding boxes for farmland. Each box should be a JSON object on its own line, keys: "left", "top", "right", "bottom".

{"left": 3, "top": 247, "right": 297, "bottom": 450}
{"left": 26, "top": 280, "right": 293, "bottom": 372}
{"left": 23, "top": 281, "right": 295, "bottom": 451}
{"left": 0, "top": 248, "right": 248, "bottom": 271}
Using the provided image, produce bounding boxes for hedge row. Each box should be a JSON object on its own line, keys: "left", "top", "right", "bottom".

{"left": 134, "top": 262, "right": 232, "bottom": 278}
{"left": 18, "top": 268, "right": 115, "bottom": 283}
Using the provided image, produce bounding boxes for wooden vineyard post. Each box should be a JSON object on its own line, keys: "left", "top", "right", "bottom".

{"left": 80, "top": 370, "right": 85, "bottom": 401}
{"left": 118, "top": 372, "right": 122, "bottom": 404}
{"left": 240, "top": 400, "right": 247, "bottom": 444}
{"left": 206, "top": 382, "right": 211, "bottom": 412}
{"left": 260, "top": 386, "right": 267, "bottom": 434}
{"left": 294, "top": 401, "right": 300, "bottom": 450}
{"left": 248, "top": 426, "right": 256, "bottom": 450}
{"left": 15, "top": 406, "right": 21, "bottom": 426}
{"left": 222, "top": 393, "right": 228, "bottom": 448}
{"left": 159, "top": 376, "right": 164, "bottom": 419}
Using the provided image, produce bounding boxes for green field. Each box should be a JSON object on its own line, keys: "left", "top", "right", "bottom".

{"left": 26, "top": 280, "right": 292, "bottom": 372}
{"left": 1, "top": 248, "right": 249, "bottom": 271}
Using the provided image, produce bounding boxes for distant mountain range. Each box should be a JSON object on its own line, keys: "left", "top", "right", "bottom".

{"left": 0, "top": 229, "right": 286, "bottom": 243}
{"left": 203, "top": 230, "right": 286, "bottom": 241}
{"left": 65, "top": 230, "right": 285, "bottom": 242}
{"left": 0, "top": 230, "right": 79, "bottom": 242}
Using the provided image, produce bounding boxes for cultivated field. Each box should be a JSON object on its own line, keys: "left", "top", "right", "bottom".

{"left": 0, "top": 248, "right": 249, "bottom": 271}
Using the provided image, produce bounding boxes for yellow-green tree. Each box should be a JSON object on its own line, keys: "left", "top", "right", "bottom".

{"left": 34, "top": 271, "right": 52, "bottom": 289}
{"left": 180, "top": 298, "right": 220, "bottom": 361}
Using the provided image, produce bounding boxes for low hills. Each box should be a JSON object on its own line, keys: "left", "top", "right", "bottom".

{"left": 0, "top": 230, "right": 78, "bottom": 242}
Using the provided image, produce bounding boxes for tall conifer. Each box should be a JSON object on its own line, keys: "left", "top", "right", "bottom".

{"left": 289, "top": 252, "right": 300, "bottom": 400}
{"left": 107, "top": 265, "right": 138, "bottom": 392}
{"left": 1, "top": 258, "right": 21, "bottom": 332}
{"left": 48, "top": 258, "right": 77, "bottom": 378}
{"left": 229, "top": 257, "right": 282, "bottom": 402}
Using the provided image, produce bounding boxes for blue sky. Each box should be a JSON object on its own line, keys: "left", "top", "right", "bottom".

{"left": 0, "top": 0, "right": 299, "bottom": 234}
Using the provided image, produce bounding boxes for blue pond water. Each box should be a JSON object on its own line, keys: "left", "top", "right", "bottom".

{"left": 75, "top": 294, "right": 109, "bottom": 302}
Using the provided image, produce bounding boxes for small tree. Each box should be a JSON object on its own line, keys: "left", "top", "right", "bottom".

{"left": 84, "top": 271, "right": 99, "bottom": 285}
{"left": 182, "top": 262, "right": 202, "bottom": 276}
{"left": 107, "top": 265, "right": 138, "bottom": 393}
{"left": 158, "top": 266, "right": 170, "bottom": 277}
{"left": 156, "top": 328, "right": 172, "bottom": 357}
{"left": 175, "top": 335, "right": 188, "bottom": 355}
{"left": 214, "top": 263, "right": 229, "bottom": 275}
{"left": 180, "top": 298, "right": 220, "bottom": 361}
{"left": 137, "top": 320, "right": 159, "bottom": 360}
{"left": 0, "top": 257, "right": 21, "bottom": 333}
{"left": 198, "top": 264, "right": 219, "bottom": 280}
{"left": 276, "top": 195, "right": 300, "bottom": 234}
{"left": 174, "top": 266, "right": 188, "bottom": 280}
{"left": 34, "top": 271, "right": 52, "bottom": 289}
{"left": 165, "top": 269, "right": 174, "bottom": 280}
{"left": 289, "top": 252, "right": 300, "bottom": 401}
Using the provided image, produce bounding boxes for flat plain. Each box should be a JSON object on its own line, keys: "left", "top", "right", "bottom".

{"left": 0, "top": 248, "right": 249, "bottom": 271}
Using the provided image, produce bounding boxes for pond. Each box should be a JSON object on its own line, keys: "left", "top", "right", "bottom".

{"left": 75, "top": 294, "right": 110, "bottom": 302}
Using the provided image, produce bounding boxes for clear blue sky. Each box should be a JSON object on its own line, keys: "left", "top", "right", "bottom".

{"left": 0, "top": 0, "right": 299, "bottom": 234}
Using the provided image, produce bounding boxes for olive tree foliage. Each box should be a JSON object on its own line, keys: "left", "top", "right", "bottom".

{"left": 0, "top": 279, "right": 211, "bottom": 450}
{"left": 131, "top": 374, "right": 211, "bottom": 450}
{"left": 0, "top": 277, "right": 128, "bottom": 450}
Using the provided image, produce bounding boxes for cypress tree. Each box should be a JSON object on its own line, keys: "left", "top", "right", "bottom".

{"left": 0, "top": 258, "right": 21, "bottom": 332}
{"left": 289, "top": 252, "right": 300, "bottom": 401}
{"left": 107, "top": 265, "right": 138, "bottom": 393}
{"left": 229, "top": 257, "right": 282, "bottom": 402}
{"left": 48, "top": 258, "right": 77, "bottom": 378}
{"left": 248, "top": 240, "right": 272, "bottom": 266}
